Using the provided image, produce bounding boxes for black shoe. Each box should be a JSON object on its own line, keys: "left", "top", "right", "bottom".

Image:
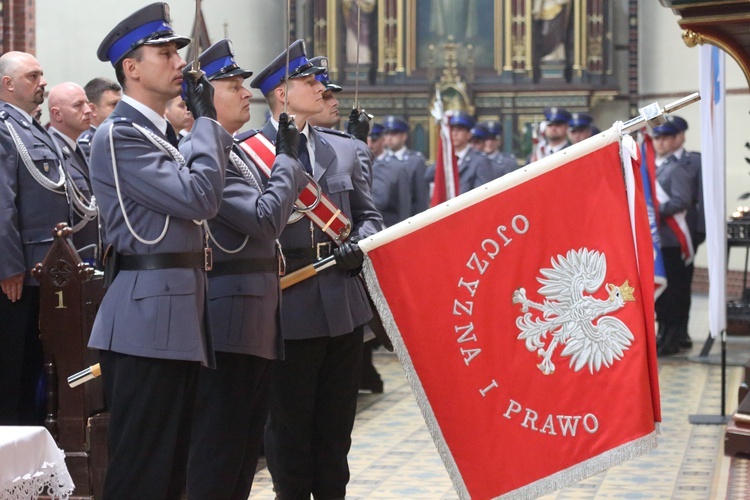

{"left": 360, "top": 378, "right": 384, "bottom": 393}
{"left": 657, "top": 343, "right": 680, "bottom": 357}
{"left": 680, "top": 337, "right": 693, "bottom": 350}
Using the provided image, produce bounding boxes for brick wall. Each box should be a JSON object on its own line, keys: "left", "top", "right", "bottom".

{"left": 1, "top": 0, "right": 35, "bottom": 54}
{"left": 693, "top": 267, "right": 747, "bottom": 298}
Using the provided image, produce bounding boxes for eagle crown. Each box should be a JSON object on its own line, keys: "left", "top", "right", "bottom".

{"left": 607, "top": 280, "right": 635, "bottom": 304}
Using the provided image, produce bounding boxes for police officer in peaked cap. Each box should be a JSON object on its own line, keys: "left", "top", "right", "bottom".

{"left": 380, "top": 115, "right": 429, "bottom": 216}
{"left": 449, "top": 111, "right": 496, "bottom": 193}
{"left": 481, "top": 119, "right": 518, "bottom": 178}
{"left": 537, "top": 107, "right": 572, "bottom": 158}
{"left": 568, "top": 112, "right": 594, "bottom": 144}
{"left": 88, "top": 3, "right": 234, "bottom": 497}
{"left": 183, "top": 38, "right": 310, "bottom": 499}
{"left": 307, "top": 55, "right": 375, "bottom": 186}
{"left": 242, "top": 39, "right": 383, "bottom": 500}
{"left": 651, "top": 119, "right": 702, "bottom": 356}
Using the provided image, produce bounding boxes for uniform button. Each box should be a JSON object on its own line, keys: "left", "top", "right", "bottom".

{"left": 164, "top": 285, "right": 170, "bottom": 292}
{"left": 235, "top": 286, "right": 242, "bottom": 292}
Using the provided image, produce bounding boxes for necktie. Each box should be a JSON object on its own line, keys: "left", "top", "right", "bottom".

{"left": 298, "top": 133, "right": 313, "bottom": 175}
{"left": 165, "top": 123, "right": 180, "bottom": 148}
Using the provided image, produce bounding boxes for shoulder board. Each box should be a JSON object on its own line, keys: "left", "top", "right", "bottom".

{"left": 313, "top": 126, "right": 353, "bottom": 139}
{"left": 111, "top": 116, "right": 133, "bottom": 126}
{"left": 0, "top": 111, "right": 8, "bottom": 121}
{"left": 235, "top": 128, "right": 260, "bottom": 142}
{"left": 78, "top": 135, "right": 91, "bottom": 145}
{"left": 409, "top": 150, "right": 424, "bottom": 158}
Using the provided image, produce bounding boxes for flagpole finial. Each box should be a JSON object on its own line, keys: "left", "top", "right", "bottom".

{"left": 620, "top": 92, "right": 701, "bottom": 135}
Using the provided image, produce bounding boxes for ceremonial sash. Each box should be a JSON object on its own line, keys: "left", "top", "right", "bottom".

{"left": 654, "top": 175, "right": 695, "bottom": 265}
{"left": 239, "top": 133, "right": 352, "bottom": 244}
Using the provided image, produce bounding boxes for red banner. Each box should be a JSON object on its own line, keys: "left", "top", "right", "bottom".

{"left": 361, "top": 133, "right": 659, "bottom": 499}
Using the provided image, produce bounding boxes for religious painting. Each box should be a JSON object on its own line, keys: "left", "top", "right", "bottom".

{"left": 415, "top": 0, "right": 495, "bottom": 69}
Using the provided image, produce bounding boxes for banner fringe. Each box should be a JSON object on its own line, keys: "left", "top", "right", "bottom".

{"left": 497, "top": 431, "right": 658, "bottom": 499}
{"left": 363, "top": 259, "right": 471, "bottom": 500}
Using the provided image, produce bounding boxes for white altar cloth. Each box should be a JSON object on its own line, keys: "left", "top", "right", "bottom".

{"left": 0, "top": 426, "right": 74, "bottom": 499}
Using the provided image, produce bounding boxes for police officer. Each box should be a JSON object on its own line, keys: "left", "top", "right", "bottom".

{"left": 568, "top": 112, "right": 595, "bottom": 144}
{"left": 244, "top": 39, "right": 383, "bottom": 500}
{"left": 470, "top": 122, "right": 489, "bottom": 152}
{"left": 651, "top": 121, "right": 697, "bottom": 356}
{"left": 482, "top": 119, "right": 518, "bottom": 178}
{"left": 0, "top": 51, "right": 70, "bottom": 425}
{"left": 89, "top": 4, "right": 232, "bottom": 497}
{"left": 381, "top": 115, "right": 430, "bottom": 215}
{"left": 77, "top": 77, "right": 121, "bottom": 160}
{"left": 666, "top": 115, "right": 704, "bottom": 350}
{"left": 368, "top": 122, "right": 386, "bottom": 161}
{"left": 48, "top": 82, "right": 99, "bottom": 266}
{"left": 449, "top": 111, "right": 496, "bottom": 193}
{"left": 306, "top": 55, "right": 374, "bottom": 186}
{"left": 539, "top": 107, "right": 572, "bottom": 158}
{"left": 183, "top": 39, "right": 308, "bottom": 499}
{"left": 371, "top": 116, "right": 415, "bottom": 227}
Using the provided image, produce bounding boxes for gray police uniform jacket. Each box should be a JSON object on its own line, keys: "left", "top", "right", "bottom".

{"left": 0, "top": 102, "right": 70, "bottom": 285}
{"left": 371, "top": 155, "right": 411, "bottom": 227}
{"left": 656, "top": 153, "right": 695, "bottom": 249}
{"left": 259, "top": 120, "right": 384, "bottom": 340}
{"left": 198, "top": 141, "right": 307, "bottom": 358}
{"left": 50, "top": 128, "right": 99, "bottom": 262}
{"left": 87, "top": 100, "right": 233, "bottom": 366}
{"left": 353, "top": 136, "right": 374, "bottom": 187}
{"left": 458, "top": 148, "right": 496, "bottom": 194}
{"left": 387, "top": 149, "right": 429, "bottom": 216}
{"left": 487, "top": 151, "right": 519, "bottom": 178}
{"left": 77, "top": 125, "right": 95, "bottom": 161}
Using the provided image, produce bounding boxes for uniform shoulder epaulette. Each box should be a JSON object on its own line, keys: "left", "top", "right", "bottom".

{"left": 0, "top": 110, "right": 8, "bottom": 121}
{"left": 314, "top": 126, "right": 353, "bottom": 139}
{"left": 111, "top": 116, "right": 133, "bottom": 126}
{"left": 235, "top": 129, "right": 259, "bottom": 142}
{"left": 78, "top": 134, "right": 91, "bottom": 145}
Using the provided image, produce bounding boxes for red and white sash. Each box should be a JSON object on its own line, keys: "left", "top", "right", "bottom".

{"left": 239, "top": 133, "right": 352, "bottom": 244}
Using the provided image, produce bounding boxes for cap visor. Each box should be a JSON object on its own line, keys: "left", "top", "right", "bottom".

{"left": 143, "top": 34, "right": 191, "bottom": 50}
{"left": 212, "top": 68, "right": 254, "bottom": 80}
{"left": 291, "top": 65, "right": 326, "bottom": 78}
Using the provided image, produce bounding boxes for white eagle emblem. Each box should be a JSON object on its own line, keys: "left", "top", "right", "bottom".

{"left": 512, "top": 248, "right": 636, "bottom": 375}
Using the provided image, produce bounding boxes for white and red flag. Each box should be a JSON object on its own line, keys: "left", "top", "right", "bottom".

{"left": 359, "top": 127, "right": 661, "bottom": 499}
{"left": 430, "top": 88, "right": 459, "bottom": 207}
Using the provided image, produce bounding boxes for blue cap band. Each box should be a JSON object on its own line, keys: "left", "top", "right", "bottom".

{"left": 315, "top": 71, "right": 329, "bottom": 84}
{"left": 107, "top": 19, "right": 172, "bottom": 64}
{"left": 203, "top": 55, "right": 236, "bottom": 79}
{"left": 259, "top": 55, "right": 308, "bottom": 95}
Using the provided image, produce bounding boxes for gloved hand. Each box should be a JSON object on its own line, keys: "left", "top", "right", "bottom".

{"left": 347, "top": 108, "right": 370, "bottom": 142}
{"left": 182, "top": 69, "right": 216, "bottom": 121}
{"left": 333, "top": 237, "right": 364, "bottom": 273}
{"left": 276, "top": 112, "right": 300, "bottom": 160}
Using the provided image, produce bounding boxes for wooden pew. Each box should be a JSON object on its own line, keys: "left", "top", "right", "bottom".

{"left": 32, "top": 223, "right": 109, "bottom": 499}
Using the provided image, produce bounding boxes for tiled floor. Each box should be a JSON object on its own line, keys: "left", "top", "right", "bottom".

{"left": 250, "top": 295, "right": 750, "bottom": 499}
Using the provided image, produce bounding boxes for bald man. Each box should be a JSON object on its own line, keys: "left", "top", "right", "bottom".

{"left": 0, "top": 52, "right": 70, "bottom": 424}
{"left": 48, "top": 82, "right": 99, "bottom": 265}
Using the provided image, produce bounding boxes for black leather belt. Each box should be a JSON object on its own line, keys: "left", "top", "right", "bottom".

{"left": 283, "top": 242, "right": 334, "bottom": 273}
{"left": 119, "top": 252, "right": 206, "bottom": 271}
{"left": 208, "top": 258, "right": 279, "bottom": 277}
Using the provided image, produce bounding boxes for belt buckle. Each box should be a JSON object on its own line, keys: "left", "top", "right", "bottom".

{"left": 204, "top": 247, "right": 213, "bottom": 271}
{"left": 316, "top": 242, "right": 332, "bottom": 260}
{"left": 278, "top": 254, "right": 286, "bottom": 276}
